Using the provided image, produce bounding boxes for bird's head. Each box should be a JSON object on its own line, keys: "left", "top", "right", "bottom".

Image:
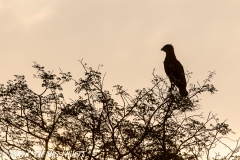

{"left": 161, "top": 44, "right": 174, "bottom": 53}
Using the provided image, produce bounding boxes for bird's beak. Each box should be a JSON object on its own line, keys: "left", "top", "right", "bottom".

{"left": 160, "top": 48, "right": 163, "bottom": 51}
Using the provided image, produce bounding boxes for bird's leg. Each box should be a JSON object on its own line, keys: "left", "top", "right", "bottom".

{"left": 171, "top": 83, "right": 175, "bottom": 91}
{"left": 168, "top": 83, "right": 175, "bottom": 93}
{"left": 166, "top": 83, "right": 175, "bottom": 99}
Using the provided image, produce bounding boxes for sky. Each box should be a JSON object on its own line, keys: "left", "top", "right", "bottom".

{"left": 1, "top": 0, "right": 240, "bottom": 156}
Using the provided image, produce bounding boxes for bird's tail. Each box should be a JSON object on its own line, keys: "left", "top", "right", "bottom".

{"left": 179, "top": 87, "right": 188, "bottom": 97}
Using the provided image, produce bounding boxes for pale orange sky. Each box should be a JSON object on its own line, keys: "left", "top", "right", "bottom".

{"left": 1, "top": 0, "right": 240, "bottom": 156}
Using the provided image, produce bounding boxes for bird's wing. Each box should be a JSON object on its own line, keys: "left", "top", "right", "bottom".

{"left": 174, "top": 60, "right": 187, "bottom": 86}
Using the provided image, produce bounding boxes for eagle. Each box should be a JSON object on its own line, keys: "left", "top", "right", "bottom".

{"left": 161, "top": 44, "right": 188, "bottom": 97}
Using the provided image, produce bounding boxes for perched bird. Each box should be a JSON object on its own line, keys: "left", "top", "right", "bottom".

{"left": 161, "top": 44, "right": 188, "bottom": 97}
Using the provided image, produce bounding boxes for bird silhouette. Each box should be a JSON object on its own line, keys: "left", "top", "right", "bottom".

{"left": 161, "top": 44, "right": 188, "bottom": 97}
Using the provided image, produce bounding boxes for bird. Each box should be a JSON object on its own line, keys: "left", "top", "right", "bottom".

{"left": 161, "top": 44, "right": 188, "bottom": 97}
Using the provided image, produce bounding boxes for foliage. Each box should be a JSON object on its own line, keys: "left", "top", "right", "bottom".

{"left": 0, "top": 61, "right": 239, "bottom": 160}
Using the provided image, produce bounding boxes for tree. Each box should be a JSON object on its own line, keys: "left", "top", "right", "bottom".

{"left": 0, "top": 60, "right": 239, "bottom": 160}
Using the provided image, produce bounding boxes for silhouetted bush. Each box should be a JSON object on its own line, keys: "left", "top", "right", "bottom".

{"left": 0, "top": 61, "right": 239, "bottom": 160}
